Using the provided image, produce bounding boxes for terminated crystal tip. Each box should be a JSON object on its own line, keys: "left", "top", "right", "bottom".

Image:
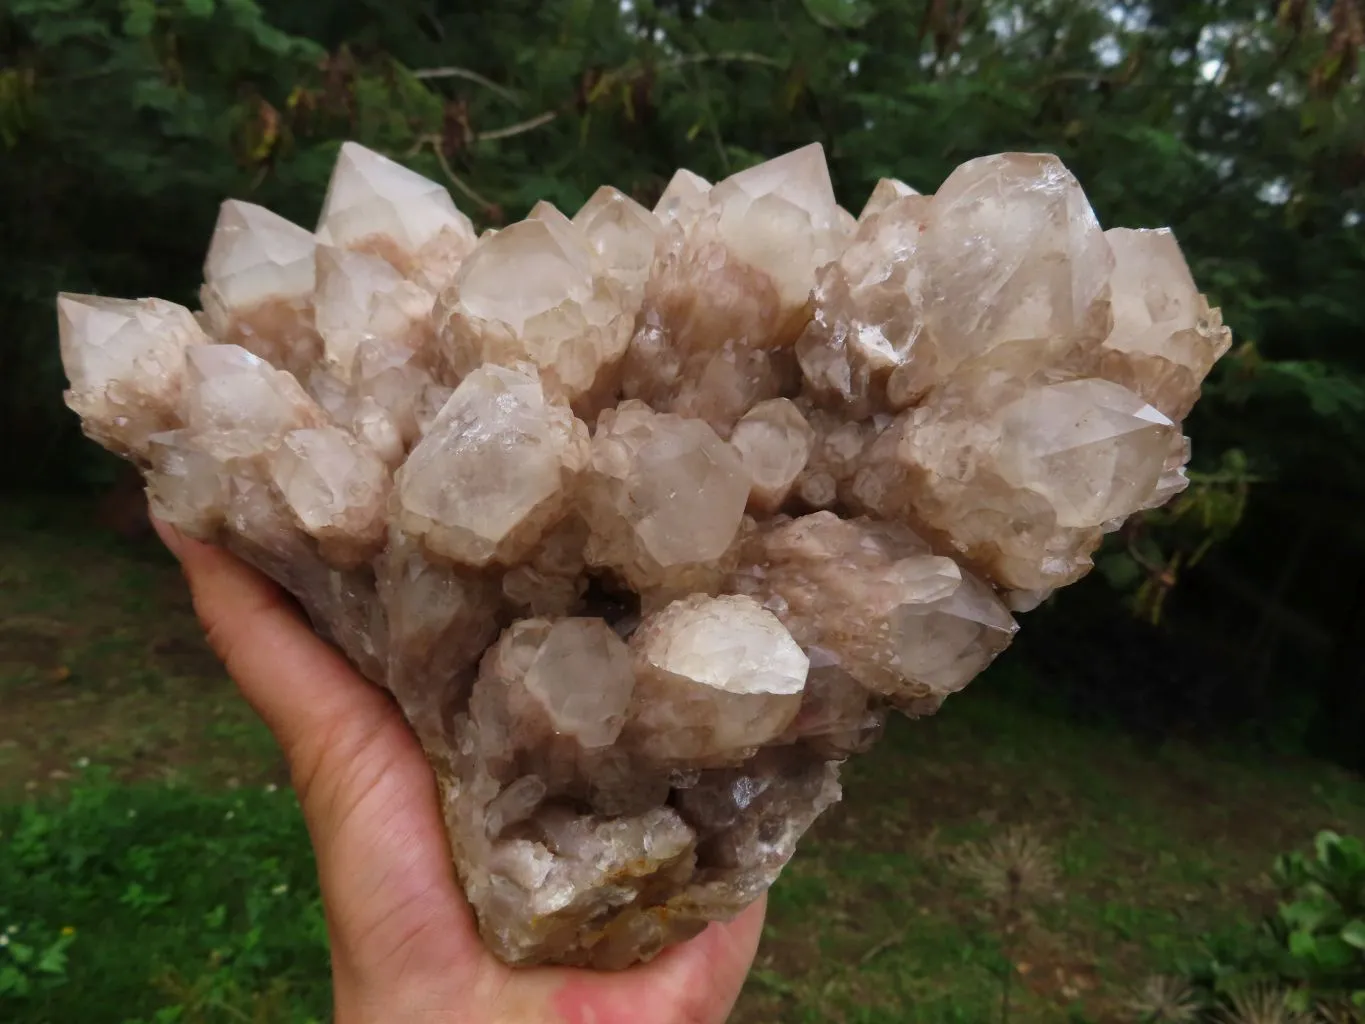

{"left": 318, "top": 141, "right": 475, "bottom": 256}
{"left": 58, "top": 293, "right": 209, "bottom": 458}
{"left": 55, "top": 137, "right": 1229, "bottom": 969}
{"left": 204, "top": 200, "right": 318, "bottom": 309}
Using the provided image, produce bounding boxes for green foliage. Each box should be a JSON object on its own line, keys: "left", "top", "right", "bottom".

{"left": 1184, "top": 831, "right": 1365, "bottom": 1018}
{"left": 1270, "top": 832, "right": 1365, "bottom": 1005}
{"left": 0, "top": 771, "right": 328, "bottom": 1022}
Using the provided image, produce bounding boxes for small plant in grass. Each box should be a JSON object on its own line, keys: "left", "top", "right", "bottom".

{"left": 951, "top": 827, "right": 1059, "bottom": 904}
{"left": 1217, "top": 985, "right": 1312, "bottom": 1024}
{"left": 1125, "top": 975, "right": 1203, "bottom": 1022}
{"left": 1269, "top": 832, "right": 1365, "bottom": 1006}
{"left": 950, "top": 827, "right": 1059, "bottom": 1023}
{"left": 0, "top": 918, "right": 75, "bottom": 1000}
{"left": 1177, "top": 832, "right": 1365, "bottom": 1021}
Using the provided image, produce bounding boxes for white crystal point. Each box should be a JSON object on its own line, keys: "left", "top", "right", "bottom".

{"left": 642, "top": 595, "right": 809, "bottom": 696}
{"left": 396, "top": 365, "right": 589, "bottom": 568}
{"left": 453, "top": 219, "right": 595, "bottom": 334}
{"left": 855, "top": 372, "right": 1177, "bottom": 591}
{"left": 268, "top": 426, "right": 390, "bottom": 566}
{"left": 439, "top": 216, "right": 631, "bottom": 413}
{"left": 1096, "top": 227, "right": 1232, "bottom": 419}
{"left": 732, "top": 513, "right": 1016, "bottom": 706}
{"left": 316, "top": 142, "right": 474, "bottom": 256}
{"left": 526, "top": 619, "right": 636, "bottom": 747}
{"left": 572, "top": 186, "right": 662, "bottom": 305}
{"left": 797, "top": 192, "right": 935, "bottom": 417}
{"left": 58, "top": 294, "right": 208, "bottom": 456}
{"left": 923, "top": 153, "right": 1115, "bottom": 380}
{"left": 145, "top": 429, "right": 229, "bottom": 539}
{"left": 489, "top": 618, "right": 637, "bottom": 751}
{"left": 708, "top": 143, "right": 846, "bottom": 312}
{"left": 653, "top": 167, "right": 711, "bottom": 222}
{"left": 313, "top": 246, "right": 434, "bottom": 381}
{"left": 182, "top": 343, "right": 327, "bottom": 458}
{"left": 622, "top": 148, "right": 847, "bottom": 435}
{"left": 59, "top": 294, "right": 201, "bottom": 396}
{"left": 580, "top": 402, "right": 752, "bottom": 596}
{"left": 995, "top": 378, "right": 1174, "bottom": 528}
{"left": 627, "top": 594, "right": 808, "bottom": 761}
{"left": 889, "top": 570, "right": 1018, "bottom": 704}
{"left": 729, "top": 398, "right": 816, "bottom": 513}
{"left": 529, "top": 199, "right": 573, "bottom": 228}
{"left": 859, "top": 177, "right": 920, "bottom": 221}
{"left": 717, "top": 142, "right": 838, "bottom": 229}
{"left": 203, "top": 200, "right": 317, "bottom": 310}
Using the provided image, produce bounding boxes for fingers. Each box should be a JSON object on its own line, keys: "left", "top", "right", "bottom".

{"left": 646, "top": 897, "right": 768, "bottom": 1023}
{"left": 152, "top": 517, "right": 393, "bottom": 764}
{"left": 152, "top": 517, "right": 487, "bottom": 991}
{"left": 541, "top": 898, "right": 768, "bottom": 1024}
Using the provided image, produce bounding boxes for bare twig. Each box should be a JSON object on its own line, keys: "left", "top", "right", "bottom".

{"left": 412, "top": 66, "right": 521, "bottom": 104}
{"left": 663, "top": 50, "right": 786, "bottom": 70}
{"left": 402, "top": 135, "right": 498, "bottom": 214}
{"left": 427, "top": 142, "right": 497, "bottom": 212}
{"left": 475, "top": 110, "right": 558, "bottom": 142}
{"left": 859, "top": 928, "right": 908, "bottom": 964}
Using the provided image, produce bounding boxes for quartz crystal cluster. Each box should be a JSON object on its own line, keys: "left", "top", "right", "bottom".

{"left": 57, "top": 141, "right": 1230, "bottom": 968}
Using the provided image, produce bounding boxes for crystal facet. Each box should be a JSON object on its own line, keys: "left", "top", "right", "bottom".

{"left": 1091, "top": 227, "right": 1233, "bottom": 420}
{"left": 200, "top": 201, "right": 321, "bottom": 375}
{"left": 56, "top": 141, "right": 1228, "bottom": 970}
{"left": 396, "top": 365, "right": 589, "bottom": 568}
{"left": 436, "top": 216, "right": 633, "bottom": 419}
{"left": 317, "top": 142, "right": 477, "bottom": 289}
{"left": 58, "top": 294, "right": 210, "bottom": 457}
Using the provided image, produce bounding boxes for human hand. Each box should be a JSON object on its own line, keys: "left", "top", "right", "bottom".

{"left": 153, "top": 518, "right": 765, "bottom": 1024}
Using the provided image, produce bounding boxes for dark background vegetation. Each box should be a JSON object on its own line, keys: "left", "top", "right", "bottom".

{"left": 2, "top": 2, "right": 1365, "bottom": 1020}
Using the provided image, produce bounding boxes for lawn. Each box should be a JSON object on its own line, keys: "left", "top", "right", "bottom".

{"left": 2, "top": 500, "right": 1363, "bottom": 1023}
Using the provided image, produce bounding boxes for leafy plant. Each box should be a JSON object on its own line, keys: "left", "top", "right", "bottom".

{"left": 0, "top": 921, "right": 75, "bottom": 1001}
{"left": 1183, "top": 831, "right": 1365, "bottom": 1020}
{"left": 1268, "top": 832, "right": 1365, "bottom": 1006}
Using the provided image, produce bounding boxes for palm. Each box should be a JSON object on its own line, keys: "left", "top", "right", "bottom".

{"left": 155, "top": 520, "right": 764, "bottom": 1024}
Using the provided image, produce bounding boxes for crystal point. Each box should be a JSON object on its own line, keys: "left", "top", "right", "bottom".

{"left": 1092, "top": 227, "right": 1232, "bottom": 419}
{"left": 627, "top": 594, "right": 809, "bottom": 762}
{"left": 58, "top": 294, "right": 209, "bottom": 457}
{"left": 397, "top": 365, "right": 589, "bottom": 568}
{"left": 318, "top": 142, "right": 472, "bottom": 254}
{"left": 579, "top": 402, "right": 751, "bottom": 597}
{"left": 204, "top": 200, "right": 317, "bottom": 309}
{"left": 316, "top": 143, "right": 476, "bottom": 290}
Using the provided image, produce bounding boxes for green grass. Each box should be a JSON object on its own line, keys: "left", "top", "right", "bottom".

{"left": 736, "top": 698, "right": 1365, "bottom": 1023}
{"left": 2, "top": 503, "right": 1364, "bottom": 1022}
{"left": 0, "top": 774, "right": 328, "bottom": 1022}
